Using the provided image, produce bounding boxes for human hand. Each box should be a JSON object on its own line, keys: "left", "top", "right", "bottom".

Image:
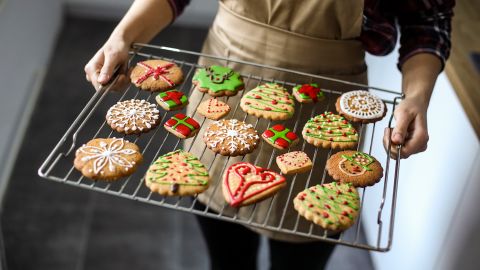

{"left": 383, "top": 96, "right": 429, "bottom": 159}
{"left": 84, "top": 35, "right": 131, "bottom": 91}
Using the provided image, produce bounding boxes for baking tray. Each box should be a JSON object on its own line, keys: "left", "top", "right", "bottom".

{"left": 38, "top": 43, "right": 402, "bottom": 252}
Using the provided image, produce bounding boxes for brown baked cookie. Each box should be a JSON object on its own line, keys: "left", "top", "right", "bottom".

{"left": 74, "top": 138, "right": 143, "bottom": 181}
{"left": 261, "top": 124, "right": 299, "bottom": 150}
{"left": 292, "top": 83, "right": 325, "bottom": 103}
{"left": 164, "top": 113, "right": 201, "bottom": 139}
{"left": 335, "top": 90, "right": 387, "bottom": 124}
{"left": 203, "top": 119, "right": 259, "bottom": 156}
{"left": 130, "top": 59, "right": 183, "bottom": 92}
{"left": 145, "top": 150, "right": 209, "bottom": 196}
{"left": 155, "top": 89, "right": 189, "bottom": 111}
{"left": 326, "top": 150, "right": 383, "bottom": 187}
{"left": 240, "top": 83, "right": 295, "bottom": 120}
{"left": 302, "top": 112, "right": 358, "bottom": 149}
{"left": 192, "top": 65, "right": 245, "bottom": 97}
{"left": 106, "top": 99, "right": 161, "bottom": 134}
{"left": 276, "top": 151, "right": 312, "bottom": 175}
{"left": 197, "top": 98, "right": 231, "bottom": 120}
{"left": 293, "top": 182, "right": 360, "bottom": 231}
{"left": 223, "top": 162, "right": 286, "bottom": 207}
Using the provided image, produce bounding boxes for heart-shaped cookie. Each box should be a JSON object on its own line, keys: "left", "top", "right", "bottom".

{"left": 222, "top": 162, "right": 286, "bottom": 207}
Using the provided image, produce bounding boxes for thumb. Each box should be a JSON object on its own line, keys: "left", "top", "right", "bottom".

{"left": 392, "top": 110, "right": 414, "bottom": 145}
{"left": 98, "top": 54, "right": 117, "bottom": 84}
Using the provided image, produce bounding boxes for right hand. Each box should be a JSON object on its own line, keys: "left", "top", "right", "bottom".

{"left": 84, "top": 35, "right": 131, "bottom": 91}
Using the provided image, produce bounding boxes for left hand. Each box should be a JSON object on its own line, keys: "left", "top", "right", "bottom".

{"left": 383, "top": 96, "right": 430, "bottom": 159}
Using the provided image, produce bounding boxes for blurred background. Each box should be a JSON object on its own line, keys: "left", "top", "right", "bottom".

{"left": 0, "top": 0, "right": 479, "bottom": 269}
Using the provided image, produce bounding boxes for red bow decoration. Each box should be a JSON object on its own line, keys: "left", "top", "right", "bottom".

{"left": 135, "top": 62, "right": 175, "bottom": 85}
{"left": 298, "top": 84, "right": 321, "bottom": 102}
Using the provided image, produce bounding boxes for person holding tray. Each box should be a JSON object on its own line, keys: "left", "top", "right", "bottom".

{"left": 84, "top": 0, "right": 455, "bottom": 269}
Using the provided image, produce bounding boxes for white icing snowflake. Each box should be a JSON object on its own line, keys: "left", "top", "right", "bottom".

{"left": 340, "top": 90, "right": 385, "bottom": 119}
{"left": 204, "top": 119, "right": 259, "bottom": 153}
{"left": 106, "top": 99, "right": 159, "bottom": 132}
{"left": 77, "top": 138, "right": 138, "bottom": 174}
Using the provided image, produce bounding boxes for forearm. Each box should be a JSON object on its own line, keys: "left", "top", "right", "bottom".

{"left": 111, "top": 0, "right": 174, "bottom": 45}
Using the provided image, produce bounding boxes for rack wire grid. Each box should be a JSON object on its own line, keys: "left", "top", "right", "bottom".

{"left": 38, "top": 44, "right": 402, "bottom": 252}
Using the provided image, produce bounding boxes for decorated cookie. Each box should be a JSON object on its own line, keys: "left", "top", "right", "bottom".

{"left": 155, "top": 89, "right": 188, "bottom": 111}
{"left": 145, "top": 150, "right": 209, "bottom": 196}
{"left": 197, "top": 98, "right": 231, "bottom": 120}
{"left": 240, "top": 83, "right": 295, "bottom": 120}
{"left": 223, "top": 162, "right": 286, "bottom": 207}
{"left": 335, "top": 90, "right": 387, "bottom": 123}
{"left": 106, "top": 99, "right": 160, "bottom": 134}
{"left": 326, "top": 150, "right": 383, "bottom": 187}
{"left": 293, "top": 182, "right": 360, "bottom": 231}
{"left": 203, "top": 119, "right": 259, "bottom": 156}
{"left": 292, "top": 83, "right": 325, "bottom": 103}
{"left": 74, "top": 138, "right": 143, "bottom": 181}
{"left": 261, "top": 124, "right": 299, "bottom": 150}
{"left": 302, "top": 112, "right": 358, "bottom": 149}
{"left": 276, "top": 151, "right": 312, "bottom": 175}
{"left": 164, "top": 113, "right": 200, "bottom": 139}
{"left": 130, "top": 59, "right": 183, "bottom": 91}
{"left": 192, "top": 65, "right": 244, "bottom": 97}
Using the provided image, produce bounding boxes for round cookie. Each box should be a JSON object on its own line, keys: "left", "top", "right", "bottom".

{"left": 197, "top": 98, "right": 231, "bottom": 120}
{"left": 106, "top": 99, "right": 160, "bottom": 134}
{"left": 130, "top": 59, "right": 183, "bottom": 92}
{"left": 336, "top": 90, "right": 387, "bottom": 124}
{"left": 292, "top": 83, "right": 325, "bottom": 103}
{"left": 261, "top": 124, "right": 299, "bottom": 150}
{"left": 203, "top": 119, "right": 259, "bottom": 156}
{"left": 145, "top": 150, "right": 209, "bottom": 196}
{"left": 74, "top": 138, "right": 143, "bottom": 181}
{"left": 302, "top": 112, "right": 358, "bottom": 149}
{"left": 223, "top": 162, "right": 286, "bottom": 207}
{"left": 155, "top": 89, "right": 189, "bottom": 111}
{"left": 192, "top": 65, "right": 244, "bottom": 97}
{"left": 293, "top": 182, "right": 360, "bottom": 231}
{"left": 240, "top": 83, "right": 295, "bottom": 120}
{"left": 326, "top": 150, "right": 383, "bottom": 187}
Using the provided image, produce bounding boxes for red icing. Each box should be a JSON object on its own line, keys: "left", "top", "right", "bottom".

{"left": 322, "top": 212, "right": 329, "bottom": 218}
{"left": 164, "top": 113, "right": 199, "bottom": 137}
{"left": 297, "top": 84, "right": 321, "bottom": 102}
{"left": 286, "top": 132, "right": 298, "bottom": 141}
{"left": 265, "top": 107, "right": 272, "bottom": 111}
{"left": 272, "top": 124, "right": 284, "bottom": 132}
{"left": 271, "top": 100, "right": 278, "bottom": 105}
{"left": 263, "top": 130, "right": 275, "bottom": 138}
{"left": 136, "top": 62, "right": 175, "bottom": 85}
{"left": 161, "top": 90, "right": 185, "bottom": 105}
{"left": 275, "top": 138, "right": 289, "bottom": 148}
{"left": 176, "top": 125, "right": 191, "bottom": 136}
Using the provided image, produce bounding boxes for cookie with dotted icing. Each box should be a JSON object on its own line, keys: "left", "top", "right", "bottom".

{"left": 130, "top": 59, "right": 183, "bottom": 92}
{"left": 292, "top": 83, "right": 325, "bottom": 103}
{"left": 302, "top": 112, "right": 358, "bottom": 149}
{"left": 145, "top": 149, "right": 209, "bottom": 196}
{"left": 293, "top": 182, "right": 360, "bottom": 231}
{"left": 192, "top": 65, "right": 244, "bottom": 97}
{"left": 240, "top": 83, "right": 295, "bottom": 121}
{"left": 261, "top": 124, "right": 299, "bottom": 150}
{"left": 203, "top": 119, "right": 259, "bottom": 156}
{"left": 106, "top": 99, "right": 161, "bottom": 134}
{"left": 197, "top": 98, "right": 231, "bottom": 120}
{"left": 155, "top": 89, "right": 189, "bottom": 111}
{"left": 326, "top": 150, "right": 383, "bottom": 187}
{"left": 164, "top": 113, "right": 200, "bottom": 139}
{"left": 223, "top": 162, "right": 286, "bottom": 207}
{"left": 74, "top": 138, "right": 143, "bottom": 181}
{"left": 336, "top": 90, "right": 387, "bottom": 124}
{"left": 276, "top": 151, "right": 312, "bottom": 175}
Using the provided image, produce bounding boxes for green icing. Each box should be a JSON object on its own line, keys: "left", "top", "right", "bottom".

{"left": 341, "top": 152, "right": 374, "bottom": 171}
{"left": 243, "top": 83, "right": 295, "bottom": 115}
{"left": 192, "top": 65, "right": 244, "bottom": 93}
{"left": 293, "top": 83, "right": 324, "bottom": 100}
{"left": 303, "top": 112, "right": 358, "bottom": 142}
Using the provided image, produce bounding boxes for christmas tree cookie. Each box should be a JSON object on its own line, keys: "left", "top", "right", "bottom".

{"left": 261, "top": 124, "right": 299, "bottom": 150}
{"left": 302, "top": 112, "right": 358, "bottom": 149}
{"left": 155, "top": 89, "right": 189, "bottom": 111}
{"left": 326, "top": 150, "right": 383, "bottom": 187}
{"left": 192, "top": 65, "right": 244, "bottom": 97}
{"left": 292, "top": 83, "right": 325, "bottom": 103}
{"left": 240, "top": 83, "right": 295, "bottom": 120}
{"left": 164, "top": 113, "right": 200, "bottom": 139}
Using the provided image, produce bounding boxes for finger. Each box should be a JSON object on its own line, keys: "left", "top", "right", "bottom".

{"left": 400, "top": 116, "right": 429, "bottom": 158}
{"left": 383, "top": 128, "right": 401, "bottom": 160}
{"left": 98, "top": 52, "right": 118, "bottom": 84}
{"left": 391, "top": 109, "right": 415, "bottom": 145}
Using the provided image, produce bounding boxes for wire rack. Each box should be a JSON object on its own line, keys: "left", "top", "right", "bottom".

{"left": 38, "top": 44, "right": 402, "bottom": 252}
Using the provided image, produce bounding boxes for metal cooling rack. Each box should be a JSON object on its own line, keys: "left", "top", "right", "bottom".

{"left": 38, "top": 44, "right": 402, "bottom": 252}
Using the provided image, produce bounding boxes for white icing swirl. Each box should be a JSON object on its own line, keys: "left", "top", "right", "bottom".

{"left": 339, "top": 90, "right": 385, "bottom": 120}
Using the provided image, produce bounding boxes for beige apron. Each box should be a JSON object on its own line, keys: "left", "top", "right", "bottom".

{"left": 187, "top": 0, "right": 367, "bottom": 242}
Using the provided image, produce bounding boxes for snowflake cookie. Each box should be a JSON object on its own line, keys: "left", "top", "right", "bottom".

{"left": 203, "top": 119, "right": 259, "bottom": 156}
{"left": 335, "top": 90, "right": 387, "bottom": 124}
{"left": 106, "top": 99, "right": 160, "bottom": 134}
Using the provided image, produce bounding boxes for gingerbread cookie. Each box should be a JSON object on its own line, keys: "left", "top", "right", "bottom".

{"left": 292, "top": 83, "right": 325, "bottom": 103}
{"left": 106, "top": 99, "right": 160, "bottom": 134}
{"left": 261, "top": 124, "right": 299, "bottom": 150}
{"left": 302, "top": 112, "right": 358, "bottom": 149}
{"left": 293, "top": 182, "right": 360, "bottom": 231}
{"left": 155, "top": 89, "right": 188, "bottom": 111}
{"left": 145, "top": 150, "right": 209, "bottom": 196}
{"left": 164, "top": 113, "right": 200, "bottom": 139}
{"left": 223, "top": 162, "right": 286, "bottom": 207}
{"left": 240, "top": 83, "right": 295, "bottom": 120}
{"left": 74, "top": 138, "right": 143, "bottom": 181}
{"left": 192, "top": 65, "right": 244, "bottom": 97}
{"left": 130, "top": 59, "right": 183, "bottom": 91}
{"left": 336, "top": 90, "right": 387, "bottom": 124}
{"left": 203, "top": 119, "right": 259, "bottom": 156}
{"left": 197, "top": 98, "right": 231, "bottom": 120}
{"left": 276, "top": 151, "right": 312, "bottom": 175}
{"left": 326, "top": 150, "right": 383, "bottom": 187}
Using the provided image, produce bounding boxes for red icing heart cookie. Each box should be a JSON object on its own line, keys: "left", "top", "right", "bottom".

{"left": 222, "top": 162, "right": 286, "bottom": 207}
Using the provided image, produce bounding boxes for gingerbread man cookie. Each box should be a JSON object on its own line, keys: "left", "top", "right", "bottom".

{"left": 192, "top": 65, "right": 244, "bottom": 97}
{"left": 240, "top": 83, "right": 295, "bottom": 120}
{"left": 302, "top": 112, "right": 358, "bottom": 149}
{"left": 336, "top": 90, "right": 387, "bottom": 124}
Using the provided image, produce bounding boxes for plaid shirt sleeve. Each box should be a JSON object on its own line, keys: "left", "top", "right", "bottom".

{"left": 362, "top": 0, "right": 455, "bottom": 71}
{"left": 166, "top": 0, "right": 191, "bottom": 23}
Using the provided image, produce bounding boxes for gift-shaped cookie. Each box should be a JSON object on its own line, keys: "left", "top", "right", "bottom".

{"left": 164, "top": 113, "right": 200, "bottom": 139}
{"left": 262, "top": 124, "right": 299, "bottom": 150}
{"left": 276, "top": 151, "right": 312, "bottom": 175}
{"left": 292, "top": 83, "right": 325, "bottom": 103}
{"left": 156, "top": 90, "right": 189, "bottom": 111}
